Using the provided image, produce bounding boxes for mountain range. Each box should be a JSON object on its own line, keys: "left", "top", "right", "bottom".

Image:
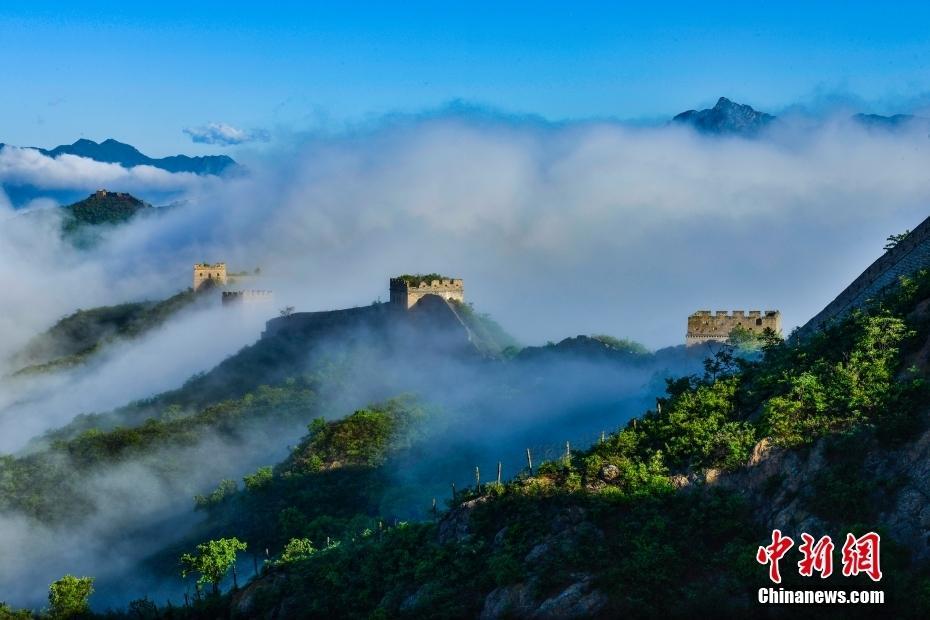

{"left": 0, "top": 138, "right": 236, "bottom": 175}
{"left": 672, "top": 96, "right": 930, "bottom": 136}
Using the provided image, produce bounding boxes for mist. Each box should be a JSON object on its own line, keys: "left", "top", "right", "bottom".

{"left": 3, "top": 105, "right": 930, "bottom": 609}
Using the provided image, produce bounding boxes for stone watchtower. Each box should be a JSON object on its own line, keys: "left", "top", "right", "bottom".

{"left": 193, "top": 263, "right": 228, "bottom": 291}
{"left": 389, "top": 275, "right": 464, "bottom": 309}
{"left": 686, "top": 310, "right": 781, "bottom": 345}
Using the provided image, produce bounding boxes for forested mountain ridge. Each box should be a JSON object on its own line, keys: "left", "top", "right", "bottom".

{"left": 9, "top": 289, "right": 203, "bottom": 376}
{"left": 0, "top": 138, "right": 237, "bottom": 175}
{"left": 174, "top": 269, "right": 930, "bottom": 618}
{"left": 9, "top": 264, "right": 930, "bottom": 617}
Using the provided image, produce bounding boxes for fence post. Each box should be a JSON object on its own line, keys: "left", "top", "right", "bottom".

{"left": 526, "top": 448, "right": 533, "bottom": 476}
{"left": 475, "top": 466, "right": 481, "bottom": 493}
{"left": 497, "top": 461, "right": 502, "bottom": 487}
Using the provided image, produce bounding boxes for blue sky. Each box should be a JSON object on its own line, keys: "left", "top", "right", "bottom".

{"left": 3, "top": 1, "right": 930, "bottom": 156}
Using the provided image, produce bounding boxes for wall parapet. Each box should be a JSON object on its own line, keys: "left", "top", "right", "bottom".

{"left": 686, "top": 309, "right": 782, "bottom": 346}
{"left": 797, "top": 214, "right": 930, "bottom": 339}
{"left": 389, "top": 275, "right": 464, "bottom": 309}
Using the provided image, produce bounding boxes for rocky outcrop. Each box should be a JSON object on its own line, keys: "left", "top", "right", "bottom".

{"left": 712, "top": 420, "right": 930, "bottom": 562}
{"left": 479, "top": 574, "right": 607, "bottom": 620}
{"left": 437, "top": 496, "right": 490, "bottom": 544}
{"left": 673, "top": 97, "right": 775, "bottom": 136}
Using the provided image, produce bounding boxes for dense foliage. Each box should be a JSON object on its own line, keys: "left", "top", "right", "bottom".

{"left": 48, "top": 575, "right": 94, "bottom": 620}
{"left": 161, "top": 269, "right": 930, "bottom": 618}
{"left": 173, "top": 399, "right": 427, "bottom": 570}
{"left": 13, "top": 289, "right": 200, "bottom": 373}
{"left": 11, "top": 269, "right": 930, "bottom": 617}
{"left": 0, "top": 381, "right": 319, "bottom": 522}
{"left": 394, "top": 274, "right": 451, "bottom": 286}
{"left": 62, "top": 192, "right": 149, "bottom": 228}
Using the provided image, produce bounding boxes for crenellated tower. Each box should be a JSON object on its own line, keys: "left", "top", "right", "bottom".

{"left": 193, "top": 263, "right": 228, "bottom": 291}
{"left": 686, "top": 309, "right": 781, "bottom": 345}
{"left": 389, "top": 275, "right": 464, "bottom": 309}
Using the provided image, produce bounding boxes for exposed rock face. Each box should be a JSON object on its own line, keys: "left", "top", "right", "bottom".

{"left": 673, "top": 96, "right": 775, "bottom": 136}
{"left": 479, "top": 575, "right": 608, "bottom": 620}
{"left": 598, "top": 464, "right": 620, "bottom": 482}
{"left": 438, "top": 496, "right": 490, "bottom": 544}
{"left": 230, "top": 572, "right": 289, "bottom": 620}
{"left": 713, "top": 420, "right": 930, "bottom": 562}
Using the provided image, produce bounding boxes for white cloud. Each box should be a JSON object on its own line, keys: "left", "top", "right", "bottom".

{"left": 0, "top": 145, "right": 208, "bottom": 192}
{"left": 183, "top": 122, "right": 268, "bottom": 145}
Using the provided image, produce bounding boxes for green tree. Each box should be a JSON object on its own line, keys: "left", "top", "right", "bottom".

{"left": 243, "top": 466, "right": 273, "bottom": 491}
{"left": 47, "top": 575, "right": 94, "bottom": 619}
{"left": 278, "top": 538, "right": 317, "bottom": 563}
{"left": 0, "top": 602, "right": 32, "bottom": 620}
{"left": 180, "top": 537, "right": 247, "bottom": 595}
{"left": 884, "top": 229, "right": 911, "bottom": 251}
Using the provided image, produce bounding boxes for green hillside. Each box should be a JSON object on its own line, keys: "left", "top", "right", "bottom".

{"left": 11, "top": 289, "right": 201, "bottom": 375}
{"left": 9, "top": 269, "right": 930, "bottom": 617}
{"left": 61, "top": 190, "right": 152, "bottom": 230}
{"left": 111, "top": 269, "right": 930, "bottom": 617}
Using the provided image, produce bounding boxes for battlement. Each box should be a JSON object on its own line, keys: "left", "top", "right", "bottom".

{"left": 222, "top": 290, "right": 274, "bottom": 305}
{"left": 193, "top": 263, "right": 228, "bottom": 291}
{"left": 94, "top": 189, "right": 132, "bottom": 199}
{"left": 389, "top": 275, "right": 464, "bottom": 309}
{"left": 797, "top": 214, "right": 930, "bottom": 339}
{"left": 686, "top": 309, "right": 781, "bottom": 346}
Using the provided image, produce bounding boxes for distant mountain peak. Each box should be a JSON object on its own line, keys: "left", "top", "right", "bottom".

{"left": 673, "top": 97, "right": 775, "bottom": 136}
{"left": 3, "top": 138, "right": 238, "bottom": 176}
{"left": 851, "top": 113, "right": 930, "bottom": 131}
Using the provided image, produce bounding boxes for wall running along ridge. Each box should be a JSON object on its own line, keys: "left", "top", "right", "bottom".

{"left": 797, "top": 214, "right": 930, "bottom": 339}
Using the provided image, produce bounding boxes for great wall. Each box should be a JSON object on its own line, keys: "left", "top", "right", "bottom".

{"left": 262, "top": 275, "right": 475, "bottom": 344}
{"left": 797, "top": 214, "right": 930, "bottom": 339}
{"left": 686, "top": 310, "right": 781, "bottom": 345}
{"left": 200, "top": 215, "right": 930, "bottom": 351}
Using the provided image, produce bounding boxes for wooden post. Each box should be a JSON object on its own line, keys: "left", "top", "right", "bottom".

{"left": 600, "top": 430, "right": 606, "bottom": 444}
{"left": 526, "top": 448, "right": 533, "bottom": 475}
{"left": 326, "top": 536, "right": 331, "bottom": 548}
{"left": 475, "top": 466, "right": 481, "bottom": 493}
{"left": 451, "top": 482, "right": 456, "bottom": 501}
{"left": 497, "top": 461, "right": 502, "bottom": 487}
{"left": 232, "top": 562, "right": 238, "bottom": 590}
{"left": 432, "top": 497, "right": 437, "bottom": 518}
{"left": 565, "top": 441, "right": 571, "bottom": 464}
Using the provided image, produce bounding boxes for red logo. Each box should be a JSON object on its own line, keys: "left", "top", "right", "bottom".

{"left": 841, "top": 532, "right": 882, "bottom": 582}
{"left": 758, "top": 530, "right": 882, "bottom": 583}
{"left": 797, "top": 533, "right": 834, "bottom": 578}
{"left": 756, "top": 529, "right": 794, "bottom": 583}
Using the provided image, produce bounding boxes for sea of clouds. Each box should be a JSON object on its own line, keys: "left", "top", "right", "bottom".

{"left": 3, "top": 106, "right": 930, "bottom": 607}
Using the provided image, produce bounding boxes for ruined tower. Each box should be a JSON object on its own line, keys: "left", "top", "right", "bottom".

{"left": 193, "top": 263, "right": 228, "bottom": 291}
{"left": 389, "top": 275, "right": 464, "bottom": 309}
{"left": 686, "top": 310, "right": 781, "bottom": 345}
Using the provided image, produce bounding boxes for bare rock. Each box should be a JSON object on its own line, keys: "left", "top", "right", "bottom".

{"left": 533, "top": 576, "right": 608, "bottom": 619}
{"left": 438, "top": 496, "right": 490, "bottom": 544}
{"left": 480, "top": 582, "right": 537, "bottom": 620}
{"left": 598, "top": 464, "right": 620, "bottom": 481}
